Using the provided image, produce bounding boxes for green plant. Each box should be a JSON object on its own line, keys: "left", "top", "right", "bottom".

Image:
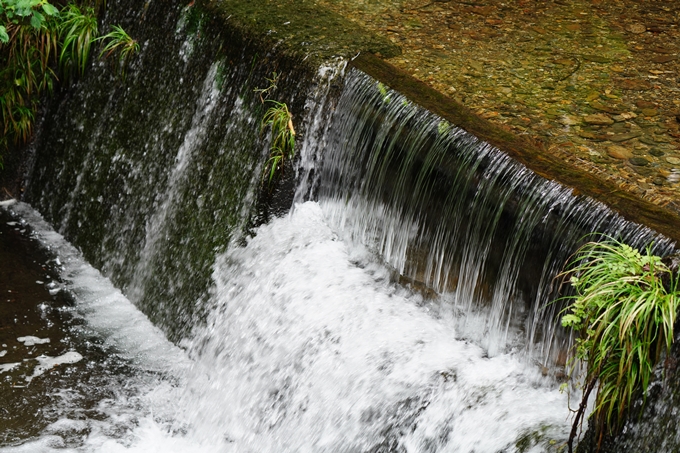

{"left": 253, "top": 71, "right": 278, "bottom": 103}
{"left": 98, "top": 24, "right": 139, "bottom": 77}
{"left": 559, "top": 237, "right": 679, "bottom": 452}
{"left": 377, "top": 81, "right": 391, "bottom": 103}
{"left": 1, "top": 0, "right": 136, "bottom": 164}
{"left": 260, "top": 100, "right": 295, "bottom": 185}
{"left": 1, "top": 0, "right": 59, "bottom": 148}
{"left": 58, "top": 3, "right": 97, "bottom": 79}
{"left": 0, "top": 0, "right": 59, "bottom": 44}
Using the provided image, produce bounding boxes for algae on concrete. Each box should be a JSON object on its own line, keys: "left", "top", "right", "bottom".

{"left": 200, "top": 0, "right": 401, "bottom": 67}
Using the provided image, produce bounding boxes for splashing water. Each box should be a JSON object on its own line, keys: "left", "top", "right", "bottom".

{"left": 1, "top": 201, "right": 572, "bottom": 452}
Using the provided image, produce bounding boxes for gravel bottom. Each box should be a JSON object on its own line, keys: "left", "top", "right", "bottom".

{"left": 316, "top": 0, "right": 680, "bottom": 214}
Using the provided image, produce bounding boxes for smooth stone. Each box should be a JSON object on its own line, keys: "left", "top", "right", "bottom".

{"left": 626, "top": 23, "right": 646, "bottom": 34}
{"left": 618, "top": 79, "right": 652, "bottom": 91}
{"left": 667, "top": 157, "right": 680, "bottom": 165}
{"left": 636, "top": 100, "right": 656, "bottom": 109}
{"left": 608, "top": 145, "right": 633, "bottom": 159}
{"left": 629, "top": 157, "right": 649, "bottom": 166}
{"left": 641, "top": 108, "right": 659, "bottom": 117}
{"left": 610, "top": 132, "right": 642, "bottom": 142}
{"left": 650, "top": 149, "right": 665, "bottom": 157}
{"left": 651, "top": 55, "right": 677, "bottom": 64}
{"left": 584, "top": 113, "right": 614, "bottom": 125}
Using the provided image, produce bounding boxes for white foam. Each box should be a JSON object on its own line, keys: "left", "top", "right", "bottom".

{"left": 0, "top": 201, "right": 574, "bottom": 452}
{"left": 172, "top": 201, "right": 572, "bottom": 452}
{"left": 25, "top": 352, "right": 84, "bottom": 384}
{"left": 0, "top": 362, "right": 19, "bottom": 373}
{"left": 17, "top": 336, "right": 51, "bottom": 346}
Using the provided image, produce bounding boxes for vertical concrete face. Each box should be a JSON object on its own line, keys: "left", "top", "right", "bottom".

{"left": 24, "top": 0, "right": 320, "bottom": 340}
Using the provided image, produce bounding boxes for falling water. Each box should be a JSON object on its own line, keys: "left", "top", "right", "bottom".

{"left": 311, "top": 70, "right": 674, "bottom": 361}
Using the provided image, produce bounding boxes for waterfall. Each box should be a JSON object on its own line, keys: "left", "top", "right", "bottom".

{"left": 309, "top": 70, "right": 673, "bottom": 361}
{"left": 1, "top": 0, "right": 677, "bottom": 451}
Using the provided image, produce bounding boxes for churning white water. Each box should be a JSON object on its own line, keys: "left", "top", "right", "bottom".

{"left": 1, "top": 201, "right": 572, "bottom": 452}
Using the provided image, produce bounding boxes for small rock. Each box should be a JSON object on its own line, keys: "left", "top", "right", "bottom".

{"left": 626, "top": 23, "right": 647, "bottom": 34}
{"left": 584, "top": 113, "right": 614, "bottom": 125}
{"left": 636, "top": 100, "right": 656, "bottom": 109}
{"left": 648, "top": 46, "right": 676, "bottom": 54}
{"left": 629, "top": 157, "right": 649, "bottom": 166}
{"left": 582, "top": 55, "right": 611, "bottom": 63}
{"left": 612, "top": 112, "right": 637, "bottom": 122}
{"left": 591, "top": 100, "right": 625, "bottom": 114}
{"left": 610, "top": 132, "right": 642, "bottom": 142}
{"left": 641, "top": 108, "right": 659, "bottom": 117}
{"left": 653, "top": 176, "right": 666, "bottom": 186}
{"left": 608, "top": 145, "right": 633, "bottom": 159}
{"left": 651, "top": 55, "right": 677, "bottom": 64}
{"left": 578, "top": 131, "right": 608, "bottom": 141}
{"left": 618, "top": 79, "right": 652, "bottom": 91}
{"left": 667, "top": 157, "right": 680, "bottom": 165}
{"left": 650, "top": 149, "right": 665, "bottom": 157}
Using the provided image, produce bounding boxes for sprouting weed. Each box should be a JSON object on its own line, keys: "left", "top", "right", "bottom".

{"left": 260, "top": 100, "right": 295, "bottom": 185}
{"left": 377, "top": 81, "right": 391, "bottom": 104}
{"left": 97, "top": 25, "right": 140, "bottom": 79}
{"left": 254, "top": 71, "right": 279, "bottom": 103}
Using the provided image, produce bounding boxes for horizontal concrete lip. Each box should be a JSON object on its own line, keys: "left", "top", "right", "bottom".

{"left": 351, "top": 52, "right": 680, "bottom": 246}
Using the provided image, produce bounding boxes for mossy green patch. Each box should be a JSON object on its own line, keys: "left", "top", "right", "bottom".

{"left": 199, "top": 0, "right": 401, "bottom": 66}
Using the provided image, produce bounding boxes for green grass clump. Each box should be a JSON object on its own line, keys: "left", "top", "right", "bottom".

{"left": 560, "top": 237, "right": 679, "bottom": 451}
{"left": 97, "top": 24, "right": 139, "bottom": 77}
{"left": 260, "top": 100, "right": 295, "bottom": 185}
{"left": 58, "top": 3, "right": 98, "bottom": 80}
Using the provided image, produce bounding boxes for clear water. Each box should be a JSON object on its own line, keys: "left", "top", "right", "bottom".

{"left": 0, "top": 201, "right": 571, "bottom": 452}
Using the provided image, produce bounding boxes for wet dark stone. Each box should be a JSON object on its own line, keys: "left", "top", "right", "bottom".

{"left": 629, "top": 157, "right": 649, "bottom": 166}
{"left": 649, "top": 148, "right": 665, "bottom": 157}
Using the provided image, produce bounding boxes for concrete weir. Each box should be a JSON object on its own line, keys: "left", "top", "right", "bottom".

{"left": 203, "top": 0, "right": 680, "bottom": 244}
{"left": 4, "top": 0, "right": 680, "bottom": 451}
